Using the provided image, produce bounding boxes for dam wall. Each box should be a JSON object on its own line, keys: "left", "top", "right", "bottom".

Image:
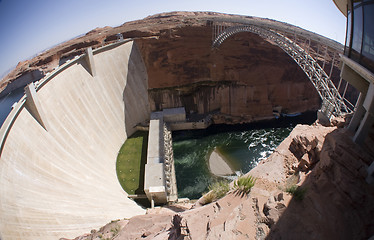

{"left": 0, "top": 41, "right": 150, "bottom": 240}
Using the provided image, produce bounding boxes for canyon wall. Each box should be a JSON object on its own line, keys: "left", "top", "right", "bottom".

{"left": 1, "top": 12, "right": 338, "bottom": 125}
{"left": 0, "top": 41, "right": 149, "bottom": 240}
{"left": 137, "top": 26, "right": 321, "bottom": 123}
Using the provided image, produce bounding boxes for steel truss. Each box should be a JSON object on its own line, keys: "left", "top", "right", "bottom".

{"left": 212, "top": 24, "right": 352, "bottom": 118}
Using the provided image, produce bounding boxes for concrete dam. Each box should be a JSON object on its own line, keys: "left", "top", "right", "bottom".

{"left": 0, "top": 41, "right": 150, "bottom": 239}
{"left": 0, "top": 12, "right": 355, "bottom": 240}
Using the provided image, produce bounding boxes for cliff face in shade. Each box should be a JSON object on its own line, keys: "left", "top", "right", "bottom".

{"left": 137, "top": 26, "right": 320, "bottom": 123}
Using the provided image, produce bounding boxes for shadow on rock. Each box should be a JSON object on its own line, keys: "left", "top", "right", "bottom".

{"left": 265, "top": 128, "right": 374, "bottom": 240}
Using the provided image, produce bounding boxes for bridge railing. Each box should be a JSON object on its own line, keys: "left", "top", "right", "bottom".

{"left": 271, "top": 29, "right": 350, "bottom": 116}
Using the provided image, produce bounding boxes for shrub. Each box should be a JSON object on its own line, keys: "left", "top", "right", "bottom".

{"left": 202, "top": 191, "right": 216, "bottom": 205}
{"left": 110, "top": 225, "right": 120, "bottom": 236}
{"left": 234, "top": 175, "right": 256, "bottom": 194}
{"left": 285, "top": 185, "right": 307, "bottom": 201}
{"left": 208, "top": 180, "right": 230, "bottom": 199}
{"left": 201, "top": 180, "right": 230, "bottom": 205}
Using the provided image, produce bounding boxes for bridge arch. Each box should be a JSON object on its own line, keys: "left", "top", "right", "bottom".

{"left": 212, "top": 24, "right": 352, "bottom": 118}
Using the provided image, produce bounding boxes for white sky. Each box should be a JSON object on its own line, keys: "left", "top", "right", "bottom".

{"left": 0, "top": 0, "right": 347, "bottom": 78}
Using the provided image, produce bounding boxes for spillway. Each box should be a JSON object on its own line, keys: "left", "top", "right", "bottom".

{"left": 0, "top": 41, "right": 150, "bottom": 240}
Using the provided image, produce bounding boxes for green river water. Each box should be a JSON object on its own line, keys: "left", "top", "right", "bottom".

{"left": 172, "top": 112, "right": 316, "bottom": 199}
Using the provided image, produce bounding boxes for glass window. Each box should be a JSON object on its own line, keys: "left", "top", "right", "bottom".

{"left": 351, "top": 6, "right": 363, "bottom": 61}
{"left": 362, "top": 3, "right": 374, "bottom": 72}
{"left": 353, "top": 0, "right": 363, "bottom": 7}
{"left": 345, "top": 11, "right": 352, "bottom": 56}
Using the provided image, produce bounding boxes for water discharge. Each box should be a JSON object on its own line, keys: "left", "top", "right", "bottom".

{"left": 172, "top": 113, "right": 316, "bottom": 199}
{"left": 0, "top": 88, "right": 25, "bottom": 127}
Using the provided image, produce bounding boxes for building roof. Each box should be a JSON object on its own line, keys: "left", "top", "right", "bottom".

{"left": 333, "top": 0, "right": 348, "bottom": 17}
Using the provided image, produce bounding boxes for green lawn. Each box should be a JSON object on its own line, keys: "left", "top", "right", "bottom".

{"left": 116, "top": 131, "right": 148, "bottom": 195}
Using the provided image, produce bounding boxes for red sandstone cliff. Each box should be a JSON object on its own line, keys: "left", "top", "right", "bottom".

{"left": 138, "top": 26, "right": 320, "bottom": 123}
{"left": 0, "top": 11, "right": 343, "bottom": 123}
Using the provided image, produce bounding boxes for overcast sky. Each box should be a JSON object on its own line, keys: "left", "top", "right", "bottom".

{"left": 0, "top": 0, "right": 346, "bottom": 78}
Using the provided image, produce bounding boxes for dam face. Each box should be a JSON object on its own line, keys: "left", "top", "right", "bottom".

{"left": 0, "top": 41, "right": 150, "bottom": 240}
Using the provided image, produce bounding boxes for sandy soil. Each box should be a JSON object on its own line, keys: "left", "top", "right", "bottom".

{"left": 208, "top": 148, "right": 235, "bottom": 176}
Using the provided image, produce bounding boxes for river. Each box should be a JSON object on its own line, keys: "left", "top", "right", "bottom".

{"left": 0, "top": 88, "right": 25, "bottom": 127}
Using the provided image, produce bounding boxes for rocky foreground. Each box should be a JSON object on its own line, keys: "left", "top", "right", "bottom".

{"left": 65, "top": 120, "right": 374, "bottom": 240}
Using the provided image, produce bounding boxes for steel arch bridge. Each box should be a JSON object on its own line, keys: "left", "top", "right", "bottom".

{"left": 211, "top": 24, "right": 353, "bottom": 119}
